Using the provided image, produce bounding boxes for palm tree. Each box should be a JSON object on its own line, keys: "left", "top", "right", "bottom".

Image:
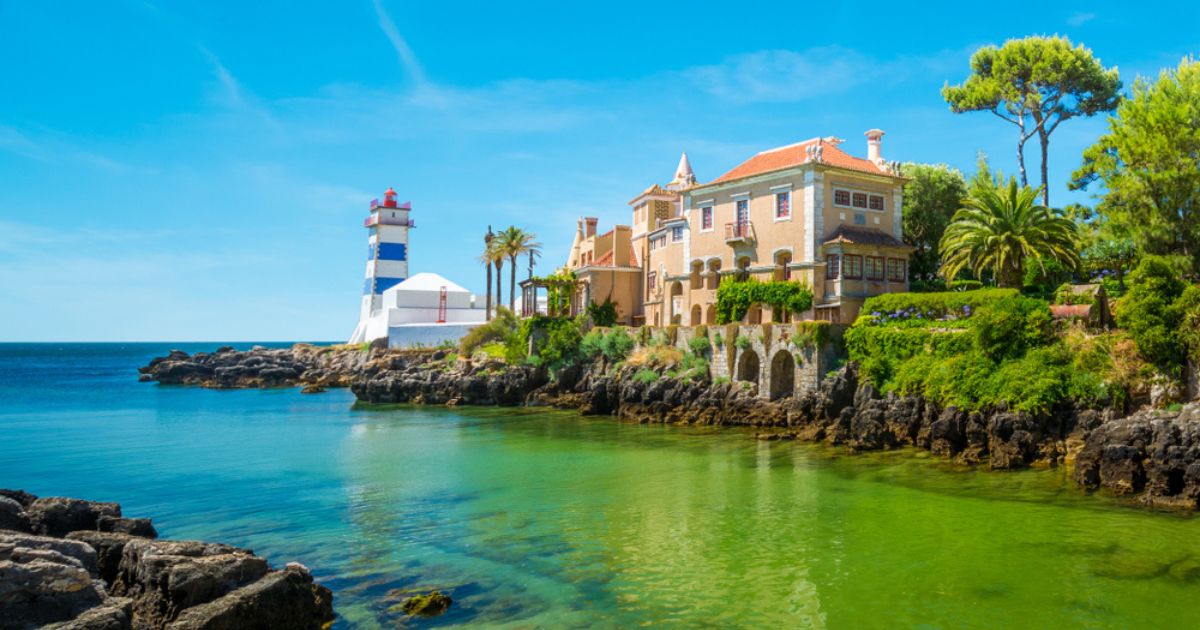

{"left": 498, "top": 226, "right": 542, "bottom": 312}
{"left": 493, "top": 254, "right": 504, "bottom": 315}
{"left": 481, "top": 227, "right": 495, "bottom": 320}
{"left": 939, "top": 178, "right": 1080, "bottom": 288}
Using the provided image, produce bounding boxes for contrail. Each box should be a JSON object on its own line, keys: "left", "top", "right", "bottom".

{"left": 373, "top": 0, "right": 428, "bottom": 87}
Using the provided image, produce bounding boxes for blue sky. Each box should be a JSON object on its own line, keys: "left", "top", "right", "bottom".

{"left": 1, "top": 1, "right": 1197, "bottom": 341}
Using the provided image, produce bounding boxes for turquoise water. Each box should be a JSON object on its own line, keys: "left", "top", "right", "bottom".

{"left": 3, "top": 343, "right": 1200, "bottom": 628}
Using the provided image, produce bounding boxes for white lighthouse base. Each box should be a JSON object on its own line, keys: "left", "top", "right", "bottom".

{"left": 348, "top": 272, "right": 486, "bottom": 347}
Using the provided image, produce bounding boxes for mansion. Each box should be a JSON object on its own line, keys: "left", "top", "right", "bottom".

{"left": 546, "top": 130, "right": 913, "bottom": 326}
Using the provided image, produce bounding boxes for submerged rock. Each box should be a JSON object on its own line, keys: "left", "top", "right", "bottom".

{"left": 400, "top": 590, "right": 453, "bottom": 617}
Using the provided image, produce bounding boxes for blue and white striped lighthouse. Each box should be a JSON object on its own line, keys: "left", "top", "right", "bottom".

{"left": 350, "top": 187, "right": 413, "bottom": 343}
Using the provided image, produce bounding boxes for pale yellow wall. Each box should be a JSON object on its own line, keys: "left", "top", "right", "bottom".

{"left": 821, "top": 174, "right": 897, "bottom": 241}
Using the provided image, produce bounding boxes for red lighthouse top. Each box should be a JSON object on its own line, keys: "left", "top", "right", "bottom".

{"left": 382, "top": 187, "right": 398, "bottom": 208}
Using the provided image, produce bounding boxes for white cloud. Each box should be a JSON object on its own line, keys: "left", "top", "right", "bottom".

{"left": 372, "top": 0, "right": 428, "bottom": 88}
{"left": 1068, "top": 12, "right": 1097, "bottom": 26}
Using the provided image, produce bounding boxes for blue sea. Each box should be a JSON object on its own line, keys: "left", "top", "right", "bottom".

{"left": 5, "top": 343, "right": 1200, "bottom": 628}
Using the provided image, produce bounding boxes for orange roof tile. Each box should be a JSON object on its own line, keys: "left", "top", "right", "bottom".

{"left": 708, "top": 138, "right": 890, "bottom": 185}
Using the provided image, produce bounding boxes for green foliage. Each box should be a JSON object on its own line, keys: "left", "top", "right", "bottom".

{"left": 715, "top": 278, "right": 813, "bottom": 324}
{"left": 943, "top": 35, "right": 1121, "bottom": 204}
{"left": 459, "top": 307, "right": 519, "bottom": 357}
{"left": 939, "top": 178, "right": 1080, "bottom": 288}
{"left": 668, "top": 352, "right": 710, "bottom": 382}
{"left": 1180, "top": 286, "right": 1200, "bottom": 363}
{"left": 712, "top": 332, "right": 724, "bottom": 348}
{"left": 532, "top": 269, "right": 578, "bottom": 317}
{"left": 579, "top": 327, "right": 635, "bottom": 362}
{"left": 521, "top": 315, "right": 584, "bottom": 371}
{"left": 1055, "top": 284, "right": 1095, "bottom": 305}
{"left": 948, "top": 280, "right": 983, "bottom": 292}
{"left": 1115, "top": 257, "right": 1193, "bottom": 372}
{"left": 734, "top": 335, "right": 752, "bottom": 350}
{"left": 970, "top": 297, "right": 1053, "bottom": 361}
{"left": 791, "top": 321, "right": 831, "bottom": 349}
{"left": 900, "top": 163, "right": 969, "bottom": 281}
{"left": 713, "top": 376, "right": 731, "bottom": 387}
{"left": 632, "top": 369, "right": 660, "bottom": 385}
{"left": 860, "top": 288, "right": 1019, "bottom": 323}
{"left": 585, "top": 298, "right": 619, "bottom": 327}
{"left": 687, "top": 335, "right": 712, "bottom": 357}
{"left": 1072, "top": 58, "right": 1200, "bottom": 275}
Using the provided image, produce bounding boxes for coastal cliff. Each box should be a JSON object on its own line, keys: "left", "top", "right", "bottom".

{"left": 140, "top": 344, "right": 1200, "bottom": 509}
{"left": 0, "top": 490, "right": 334, "bottom": 630}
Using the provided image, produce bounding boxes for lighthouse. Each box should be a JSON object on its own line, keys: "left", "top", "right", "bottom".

{"left": 349, "top": 188, "right": 413, "bottom": 343}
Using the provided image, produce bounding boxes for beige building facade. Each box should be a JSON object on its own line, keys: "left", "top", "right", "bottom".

{"left": 556, "top": 130, "right": 912, "bottom": 327}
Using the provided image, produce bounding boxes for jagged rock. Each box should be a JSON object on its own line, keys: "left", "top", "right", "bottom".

{"left": 400, "top": 590, "right": 453, "bottom": 617}
{"left": 0, "top": 536, "right": 108, "bottom": 629}
{"left": 0, "top": 531, "right": 99, "bottom": 577}
{"left": 0, "top": 496, "right": 32, "bottom": 533}
{"left": 67, "top": 532, "right": 137, "bottom": 585}
{"left": 0, "top": 489, "right": 37, "bottom": 508}
{"left": 1075, "top": 404, "right": 1200, "bottom": 506}
{"left": 97, "top": 516, "right": 158, "bottom": 539}
{"left": 164, "top": 564, "right": 334, "bottom": 630}
{"left": 27, "top": 497, "right": 121, "bottom": 538}
{"left": 42, "top": 597, "right": 133, "bottom": 630}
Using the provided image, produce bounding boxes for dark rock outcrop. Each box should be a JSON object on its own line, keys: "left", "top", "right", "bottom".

{"left": 400, "top": 590, "right": 452, "bottom": 617}
{"left": 138, "top": 344, "right": 400, "bottom": 389}
{"left": 0, "top": 490, "right": 334, "bottom": 630}
{"left": 1075, "top": 403, "right": 1200, "bottom": 507}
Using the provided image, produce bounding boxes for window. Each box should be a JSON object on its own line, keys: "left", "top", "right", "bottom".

{"left": 671, "top": 225, "right": 684, "bottom": 242}
{"left": 866, "top": 256, "right": 885, "bottom": 281}
{"left": 834, "top": 189, "right": 851, "bottom": 206}
{"left": 869, "top": 195, "right": 885, "bottom": 211}
{"left": 825, "top": 254, "right": 840, "bottom": 279}
{"left": 852, "top": 192, "right": 868, "bottom": 208}
{"left": 888, "top": 258, "right": 907, "bottom": 282}
{"left": 648, "top": 271, "right": 657, "bottom": 290}
{"left": 843, "top": 255, "right": 863, "bottom": 279}
{"left": 854, "top": 213, "right": 867, "bottom": 226}
{"left": 735, "top": 199, "right": 749, "bottom": 224}
{"left": 775, "top": 191, "right": 790, "bottom": 219}
{"left": 701, "top": 206, "right": 713, "bottom": 230}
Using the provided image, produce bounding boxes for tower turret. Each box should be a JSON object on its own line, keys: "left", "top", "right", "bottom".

{"left": 352, "top": 187, "right": 414, "bottom": 341}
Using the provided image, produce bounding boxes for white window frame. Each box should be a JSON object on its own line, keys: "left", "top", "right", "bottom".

{"left": 833, "top": 186, "right": 887, "bottom": 212}
{"left": 773, "top": 190, "right": 792, "bottom": 222}
{"left": 697, "top": 199, "right": 715, "bottom": 233}
{"left": 671, "top": 225, "right": 684, "bottom": 242}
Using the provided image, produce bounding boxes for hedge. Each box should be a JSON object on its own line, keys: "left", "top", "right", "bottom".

{"left": 715, "top": 278, "right": 813, "bottom": 324}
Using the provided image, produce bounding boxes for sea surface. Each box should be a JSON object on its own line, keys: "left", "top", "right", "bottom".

{"left": 2, "top": 342, "right": 1199, "bottom": 628}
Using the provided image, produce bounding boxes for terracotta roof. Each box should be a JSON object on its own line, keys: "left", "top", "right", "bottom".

{"left": 589, "top": 243, "right": 640, "bottom": 268}
{"left": 823, "top": 225, "right": 908, "bottom": 248}
{"left": 1050, "top": 304, "right": 1092, "bottom": 319}
{"left": 708, "top": 138, "right": 890, "bottom": 185}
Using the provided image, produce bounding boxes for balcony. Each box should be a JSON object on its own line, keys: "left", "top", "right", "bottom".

{"left": 724, "top": 221, "right": 755, "bottom": 244}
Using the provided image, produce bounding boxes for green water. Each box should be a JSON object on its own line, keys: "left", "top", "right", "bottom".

{"left": 3, "top": 344, "right": 1198, "bottom": 628}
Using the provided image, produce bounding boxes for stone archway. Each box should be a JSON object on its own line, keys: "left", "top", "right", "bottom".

{"left": 669, "top": 282, "right": 684, "bottom": 325}
{"left": 768, "top": 349, "right": 795, "bottom": 400}
{"left": 746, "top": 304, "right": 762, "bottom": 325}
{"left": 736, "top": 348, "right": 760, "bottom": 384}
{"left": 690, "top": 304, "right": 702, "bottom": 326}
{"left": 705, "top": 304, "right": 716, "bottom": 324}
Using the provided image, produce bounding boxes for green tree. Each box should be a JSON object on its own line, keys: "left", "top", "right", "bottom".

{"left": 497, "top": 226, "right": 541, "bottom": 313}
{"left": 1116, "top": 256, "right": 1192, "bottom": 373}
{"left": 900, "top": 163, "right": 968, "bottom": 281}
{"left": 1071, "top": 58, "right": 1200, "bottom": 275}
{"left": 943, "top": 36, "right": 1121, "bottom": 206}
{"left": 939, "top": 178, "right": 1080, "bottom": 288}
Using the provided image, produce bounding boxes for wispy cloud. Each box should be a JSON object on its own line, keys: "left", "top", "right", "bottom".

{"left": 0, "top": 124, "right": 139, "bottom": 171}
{"left": 372, "top": 0, "right": 428, "bottom": 88}
{"left": 198, "top": 45, "right": 281, "bottom": 130}
{"left": 1068, "top": 12, "right": 1097, "bottom": 26}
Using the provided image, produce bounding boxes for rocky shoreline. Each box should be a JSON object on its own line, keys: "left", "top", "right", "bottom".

{"left": 140, "top": 344, "right": 1200, "bottom": 509}
{"left": 0, "top": 490, "right": 333, "bottom": 629}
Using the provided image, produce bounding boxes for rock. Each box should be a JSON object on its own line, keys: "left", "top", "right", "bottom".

{"left": 401, "top": 590, "right": 453, "bottom": 617}
{"left": 27, "top": 497, "right": 121, "bottom": 537}
{"left": 164, "top": 564, "right": 335, "bottom": 630}
{"left": 0, "top": 488, "right": 38, "bottom": 508}
{"left": 299, "top": 384, "right": 326, "bottom": 394}
{"left": 67, "top": 531, "right": 137, "bottom": 585}
{"left": 0, "top": 496, "right": 32, "bottom": 533}
{"left": 42, "top": 597, "right": 133, "bottom": 630}
{"left": 0, "top": 531, "right": 99, "bottom": 576}
{"left": 0, "top": 554, "right": 107, "bottom": 628}
{"left": 97, "top": 516, "right": 158, "bottom": 539}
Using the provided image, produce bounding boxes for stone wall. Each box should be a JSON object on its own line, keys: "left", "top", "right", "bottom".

{"left": 654, "top": 322, "right": 844, "bottom": 401}
{"left": 1189, "top": 360, "right": 1198, "bottom": 402}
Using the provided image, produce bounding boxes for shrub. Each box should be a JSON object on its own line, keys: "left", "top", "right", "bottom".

{"left": 970, "top": 296, "right": 1053, "bottom": 362}
{"left": 580, "top": 327, "right": 635, "bottom": 362}
{"left": 948, "top": 280, "right": 984, "bottom": 292}
{"left": 1054, "top": 283, "right": 1096, "bottom": 306}
{"left": 687, "top": 335, "right": 711, "bottom": 357}
{"left": 1116, "top": 257, "right": 1190, "bottom": 373}
{"left": 522, "top": 315, "right": 584, "bottom": 371}
{"left": 713, "top": 376, "right": 731, "bottom": 386}
{"left": 712, "top": 332, "right": 724, "bottom": 348}
{"left": 627, "top": 345, "right": 683, "bottom": 368}
{"left": 478, "top": 342, "right": 508, "bottom": 359}
{"left": 668, "top": 352, "right": 710, "bottom": 382}
{"left": 632, "top": 368, "right": 660, "bottom": 384}
{"left": 734, "top": 335, "right": 752, "bottom": 350}
{"left": 715, "top": 278, "right": 813, "bottom": 324}
{"left": 860, "top": 288, "right": 1019, "bottom": 324}
{"left": 459, "top": 307, "right": 519, "bottom": 357}
{"left": 792, "top": 321, "right": 831, "bottom": 348}
{"left": 586, "top": 299, "right": 619, "bottom": 327}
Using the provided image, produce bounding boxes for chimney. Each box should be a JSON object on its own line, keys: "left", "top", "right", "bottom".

{"left": 865, "top": 129, "right": 884, "bottom": 164}
{"left": 584, "top": 217, "right": 598, "bottom": 238}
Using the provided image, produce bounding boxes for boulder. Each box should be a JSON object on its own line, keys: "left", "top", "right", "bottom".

{"left": 97, "top": 516, "right": 158, "bottom": 539}
{"left": 67, "top": 531, "right": 137, "bottom": 585}
{"left": 0, "top": 554, "right": 107, "bottom": 628}
{"left": 27, "top": 497, "right": 121, "bottom": 537}
{"left": 164, "top": 564, "right": 335, "bottom": 630}
{"left": 401, "top": 590, "right": 453, "bottom": 617}
{"left": 42, "top": 597, "right": 133, "bottom": 630}
{"left": 0, "top": 531, "right": 99, "bottom": 576}
{"left": 0, "top": 496, "right": 32, "bottom": 533}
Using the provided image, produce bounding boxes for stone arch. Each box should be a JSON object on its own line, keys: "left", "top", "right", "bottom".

{"left": 690, "top": 260, "right": 704, "bottom": 288}
{"left": 736, "top": 348, "right": 760, "bottom": 384}
{"left": 736, "top": 256, "right": 752, "bottom": 281}
{"left": 768, "top": 349, "right": 795, "bottom": 400}
{"left": 746, "top": 304, "right": 762, "bottom": 325}
{"left": 773, "top": 249, "right": 793, "bottom": 282}
{"left": 669, "top": 282, "right": 684, "bottom": 325}
{"left": 690, "top": 304, "right": 702, "bottom": 326}
{"left": 705, "top": 304, "right": 716, "bottom": 324}
{"left": 706, "top": 258, "right": 722, "bottom": 290}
